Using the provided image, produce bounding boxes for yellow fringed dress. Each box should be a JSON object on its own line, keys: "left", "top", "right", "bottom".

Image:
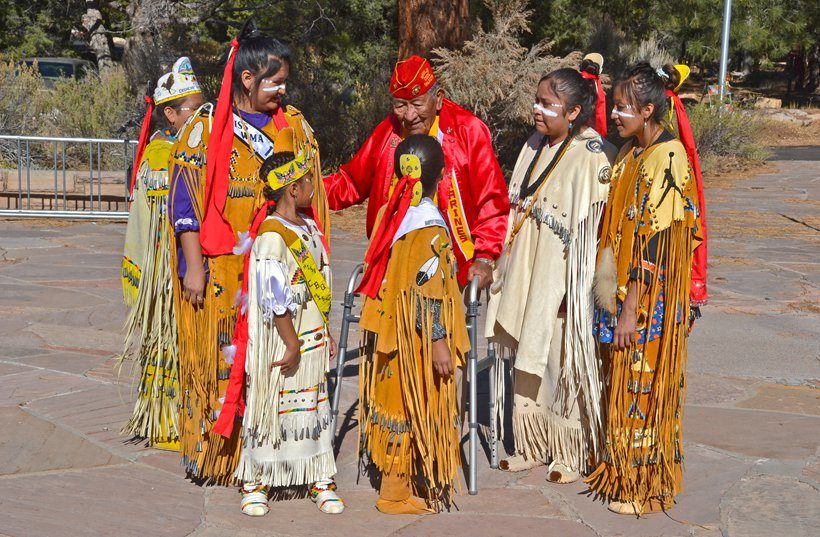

{"left": 169, "top": 106, "right": 327, "bottom": 484}
{"left": 586, "top": 131, "right": 701, "bottom": 511}
{"left": 359, "top": 212, "right": 470, "bottom": 502}
{"left": 120, "top": 134, "right": 180, "bottom": 448}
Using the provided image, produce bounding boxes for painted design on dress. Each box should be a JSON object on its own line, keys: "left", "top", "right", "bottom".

{"left": 416, "top": 256, "right": 439, "bottom": 286}
{"left": 657, "top": 152, "right": 683, "bottom": 208}
{"left": 598, "top": 165, "right": 612, "bottom": 184}
{"left": 586, "top": 139, "right": 604, "bottom": 153}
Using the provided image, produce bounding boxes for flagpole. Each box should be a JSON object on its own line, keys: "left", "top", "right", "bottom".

{"left": 718, "top": 0, "right": 733, "bottom": 104}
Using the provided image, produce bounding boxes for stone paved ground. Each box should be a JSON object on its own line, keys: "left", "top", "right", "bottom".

{"left": 0, "top": 150, "right": 818, "bottom": 537}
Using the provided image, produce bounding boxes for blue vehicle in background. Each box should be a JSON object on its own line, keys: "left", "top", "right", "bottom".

{"left": 18, "top": 57, "right": 94, "bottom": 88}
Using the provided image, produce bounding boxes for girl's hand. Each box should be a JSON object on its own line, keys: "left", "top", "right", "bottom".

{"left": 431, "top": 339, "right": 453, "bottom": 378}
{"left": 328, "top": 335, "right": 338, "bottom": 362}
{"left": 613, "top": 309, "right": 637, "bottom": 350}
{"left": 271, "top": 341, "right": 302, "bottom": 374}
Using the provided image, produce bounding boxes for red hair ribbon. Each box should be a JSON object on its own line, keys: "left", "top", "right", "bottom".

{"left": 666, "top": 89, "right": 708, "bottom": 306}
{"left": 580, "top": 71, "right": 607, "bottom": 138}
{"left": 356, "top": 175, "right": 419, "bottom": 299}
{"left": 212, "top": 199, "right": 275, "bottom": 438}
{"left": 200, "top": 38, "right": 241, "bottom": 256}
{"left": 129, "top": 95, "right": 154, "bottom": 196}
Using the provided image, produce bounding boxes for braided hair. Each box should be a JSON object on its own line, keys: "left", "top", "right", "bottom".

{"left": 615, "top": 62, "right": 680, "bottom": 123}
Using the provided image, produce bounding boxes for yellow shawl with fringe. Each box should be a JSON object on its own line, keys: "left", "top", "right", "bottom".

{"left": 120, "top": 136, "right": 179, "bottom": 447}
{"left": 359, "top": 224, "right": 470, "bottom": 502}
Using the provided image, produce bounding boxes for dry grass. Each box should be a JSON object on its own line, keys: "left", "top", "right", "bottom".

{"left": 711, "top": 209, "right": 820, "bottom": 242}
{"left": 330, "top": 203, "right": 368, "bottom": 237}
{"left": 763, "top": 115, "right": 820, "bottom": 147}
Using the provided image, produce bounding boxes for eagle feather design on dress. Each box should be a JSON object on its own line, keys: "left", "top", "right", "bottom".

{"left": 415, "top": 256, "right": 439, "bottom": 286}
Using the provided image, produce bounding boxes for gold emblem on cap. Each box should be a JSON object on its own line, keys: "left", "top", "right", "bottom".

{"left": 411, "top": 84, "right": 421, "bottom": 96}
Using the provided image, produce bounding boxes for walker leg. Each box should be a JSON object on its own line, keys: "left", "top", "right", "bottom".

{"left": 331, "top": 295, "right": 352, "bottom": 438}
{"left": 331, "top": 264, "right": 363, "bottom": 440}
{"left": 487, "top": 344, "right": 499, "bottom": 469}
{"left": 466, "top": 279, "right": 480, "bottom": 495}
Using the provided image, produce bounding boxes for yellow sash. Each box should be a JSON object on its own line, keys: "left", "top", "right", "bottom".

{"left": 392, "top": 117, "right": 475, "bottom": 261}
{"left": 443, "top": 171, "right": 475, "bottom": 260}
{"left": 257, "top": 219, "right": 331, "bottom": 322}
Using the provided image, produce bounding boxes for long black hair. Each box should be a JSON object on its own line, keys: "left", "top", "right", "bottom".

{"left": 231, "top": 19, "right": 292, "bottom": 101}
{"left": 615, "top": 62, "right": 680, "bottom": 123}
{"left": 538, "top": 68, "right": 597, "bottom": 135}
{"left": 393, "top": 134, "right": 445, "bottom": 197}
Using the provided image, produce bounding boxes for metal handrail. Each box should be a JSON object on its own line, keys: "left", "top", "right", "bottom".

{"left": 0, "top": 134, "right": 138, "bottom": 219}
{"left": 0, "top": 134, "right": 138, "bottom": 145}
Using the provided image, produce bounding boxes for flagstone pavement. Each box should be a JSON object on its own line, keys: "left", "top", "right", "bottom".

{"left": 0, "top": 151, "right": 818, "bottom": 537}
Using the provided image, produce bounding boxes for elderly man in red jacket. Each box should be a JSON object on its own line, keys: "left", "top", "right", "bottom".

{"left": 323, "top": 55, "right": 509, "bottom": 288}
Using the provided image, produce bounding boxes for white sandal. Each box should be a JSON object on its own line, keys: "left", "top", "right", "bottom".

{"left": 310, "top": 479, "right": 345, "bottom": 514}
{"left": 241, "top": 483, "right": 270, "bottom": 517}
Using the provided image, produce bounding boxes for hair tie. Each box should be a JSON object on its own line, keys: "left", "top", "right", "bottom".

{"left": 399, "top": 154, "right": 422, "bottom": 179}
{"left": 656, "top": 68, "right": 669, "bottom": 80}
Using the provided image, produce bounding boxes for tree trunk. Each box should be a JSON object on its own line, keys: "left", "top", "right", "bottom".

{"left": 398, "top": 0, "right": 470, "bottom": 60}
{"left": 81, "top": 2, "right": 115, "bottom": 73}
{"left": 122, "top": 0, "right": 183, "bottom": 93}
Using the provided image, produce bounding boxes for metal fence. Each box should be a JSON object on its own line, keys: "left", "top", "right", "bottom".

{"left": 0, "top": 134, "right": 137, "bottom": 220}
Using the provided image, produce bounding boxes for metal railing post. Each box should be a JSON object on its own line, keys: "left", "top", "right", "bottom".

{"left": 25, "top": 139, "right": 31, "bottom": 209}
{"left": 0, "top": 134, "right": 137, "bottom": 219}
{"left": 16, "top": 137, "right": 22, "bottom": 210}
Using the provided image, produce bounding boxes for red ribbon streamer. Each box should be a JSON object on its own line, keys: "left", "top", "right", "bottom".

{"left": 129, "top": 95, "right": 154, "bottom": 196}
{"left": 212, "top": 200, "right": 275, "bottom": 438}
{"left": 357, "top": 175, "right": 419, "bottom": 299}
{"left": 580, "top": 71, "right": 607, "bottom": 138}
{"left": 200, "top": 39, "right": 241, "bottom": 256}
{"left": 666, "top": 89, "right": 708, "bottom": 305}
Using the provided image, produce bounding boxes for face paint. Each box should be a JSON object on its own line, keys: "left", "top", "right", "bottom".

{"left": 613, "top": 108, "right": 637, "bottom": 118}
{"left": 261, "top": 82, "right": 286, "bottom": 93}
{"left": 533, "top": 102, "right": 560, "bottom": 118}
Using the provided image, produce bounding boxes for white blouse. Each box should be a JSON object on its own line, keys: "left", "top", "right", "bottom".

{"left": 255, "top": 214, "right": 324, "bottom": 320}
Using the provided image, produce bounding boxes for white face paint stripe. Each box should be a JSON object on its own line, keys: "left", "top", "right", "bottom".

{"left": 533, "top": 103, "right": 559, "bottom": 118}
{"left": 613, "top": 109, "right": 637, "bottom": 118}
{"left": 261, "top": 83, "right": 286, "bottom": 93}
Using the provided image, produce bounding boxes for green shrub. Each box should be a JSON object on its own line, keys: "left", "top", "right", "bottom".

{"left": 0, "top": 62, "right": 46, "bottom": 165}
{"left": 0, "top": 64, "right": 135, "bottom": 169}
{"left": 45, "top": 68, "right": 132, "bottom": 139}
{"left": 687, "top": 103, "right": 772, "bottom": 174}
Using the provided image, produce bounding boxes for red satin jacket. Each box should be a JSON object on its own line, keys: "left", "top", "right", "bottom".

{"left": 323, "top": 98, "right": 510, "bottom": 284}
